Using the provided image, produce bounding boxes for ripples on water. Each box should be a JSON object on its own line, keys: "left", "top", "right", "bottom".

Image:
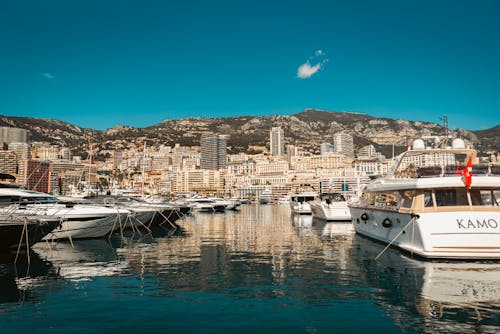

{"left": 0, "top": 204, "right": 499, "bottom": 333}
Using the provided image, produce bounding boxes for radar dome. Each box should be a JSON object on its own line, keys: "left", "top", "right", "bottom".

{"left": 412, "top": 139, "right": 425, "bottom": 150}
{"left": 452, "top": 138, "right": 466, "bottom": 149}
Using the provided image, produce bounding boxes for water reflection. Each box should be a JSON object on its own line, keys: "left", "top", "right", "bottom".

{"left": 0, "top": 251, "right": 54, "bottom": 307}
{"left": 32, "top": 240, "right": 127, "bottom": 282}
{"left": 354, "top": 235, "right": 500, "bottom": 333}
{"left": 0, "top": 204, "right": 498, "bottom": 333}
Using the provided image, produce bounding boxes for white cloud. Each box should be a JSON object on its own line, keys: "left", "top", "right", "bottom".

{"left": 297, "top": 62, "right": 322, "bottom": 79}
{"left": 296, "top": 50, "right": 328, "bottom": 79}
{"left": 42, "top": 72, "right": 54, "bottom": 79}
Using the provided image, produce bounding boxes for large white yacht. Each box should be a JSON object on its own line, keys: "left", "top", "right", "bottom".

{"left": 348, "top": 138, "right": 500, "bottom": 259}
{"left": 0, "top": 188, "right": 129, "bottom": 240}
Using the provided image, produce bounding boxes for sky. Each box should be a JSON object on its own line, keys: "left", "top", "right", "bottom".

{"left": 1, "top": 0, "right": 499, "bottom": 131}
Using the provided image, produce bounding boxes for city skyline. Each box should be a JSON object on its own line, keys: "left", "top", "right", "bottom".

{"left": 1, "top": 1, "right": 499, "bottom": 131}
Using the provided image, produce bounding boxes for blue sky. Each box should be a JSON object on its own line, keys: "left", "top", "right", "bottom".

{"left": 1, "top": 0, "right": 499, "bottom": 131}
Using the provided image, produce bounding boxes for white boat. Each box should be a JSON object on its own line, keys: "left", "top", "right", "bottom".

{"left": 182, "top": 197, "right": 226, "bottom": 213}
{"left": 208, "top": 197, "right": 240, "bottom": 211}
{"left": 258, "top": 188, "right": 273, "bottom": 204}
{"left": 310, "top": 193, "right": 352, "bottom": 221}
{"left": 348, "top": 138, "right": 500, "bottom": 259}
{"left": 289, "top": 191, "right": 317, "bottom": 215}
{"left": 277, "top": 195, "right": 290, "bottom": 204}
{"left": 0, "top": 188, "right": 129, "bottom": 240}
{"left": 0, "top": 214, "right": 61, "bottom": 251}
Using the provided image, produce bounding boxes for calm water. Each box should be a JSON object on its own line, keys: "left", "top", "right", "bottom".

{"left": 1, "top": 204, "right": 499, "bottom": 333}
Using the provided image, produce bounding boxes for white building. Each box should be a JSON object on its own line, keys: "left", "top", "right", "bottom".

{"left": 270, "top": 127, "right": 284, "bottom": 156}
{"left": 334, "top": 132, "right": 354, "bottom": 158}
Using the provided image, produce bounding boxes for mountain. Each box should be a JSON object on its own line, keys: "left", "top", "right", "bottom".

{"left": 0, "top": 110, "right": 497, "bottom": 159}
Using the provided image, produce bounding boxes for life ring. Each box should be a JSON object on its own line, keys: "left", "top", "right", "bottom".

{"left": 361, "top": 213, "right": 369, "bottom": 221}
{"left": 382, "top": 218, "right": 392, "bottom": 228}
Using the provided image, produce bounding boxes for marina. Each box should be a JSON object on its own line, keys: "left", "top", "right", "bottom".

{"left": 0, "top": 204, "right": 499, "bottom": 333}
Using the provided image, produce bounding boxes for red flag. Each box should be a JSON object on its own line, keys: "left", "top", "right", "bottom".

{"left": 462, "top": 156, "right": 473, "bottom": 189}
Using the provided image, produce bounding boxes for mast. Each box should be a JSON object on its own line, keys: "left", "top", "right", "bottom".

{"left": 88, "top": 135, "right": 92, "bottom": 193}
{"left": 141, "top": 142, "right": 146, "bottom": 198}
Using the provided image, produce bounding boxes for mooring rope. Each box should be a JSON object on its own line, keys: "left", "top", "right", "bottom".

{"left": 375, "top": 215, "right": 418, "bottom": 261}
{"left": 15, "top": 217, "right": 31, "bottom": 266}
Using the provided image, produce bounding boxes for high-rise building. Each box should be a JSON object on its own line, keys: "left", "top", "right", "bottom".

{"left": 270, "top": 127, "right": 284, "bottom": 156}
{"left": 8, "top": 142, "right": 29, "bottom": 162}
{"left": 334, "top": 133, "right": 354, "bottom": 158}
{"left": 200, "top": 134, "right": 227, "bottom": 170}
{"left": 320, "top": 142, "right": 334, "bottom": 155}
{"left": 0, "top": 151, "right": 18, "bottom": 174}
{"left": 286, "top": 144, "right": 298, "bottom": 163}
{"left": 113, "top": 150, "right": 123, "bottom": 170}
{"left": 0, "top": 127, "right": 28, "bottom": 144}
{"left": 25, "top": 160, "right": 56, "bottom": 193}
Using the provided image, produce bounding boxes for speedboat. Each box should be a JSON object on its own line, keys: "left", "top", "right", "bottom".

{"left": 310, "top": 193, "right": 352, "bottom": 221}
{"left": 0, "top": 214, "right": 60, "bottom": 251}
{"left": 258, "top": 188, "right": 273, "bottom": 204}
{"left": 289, "top": 191, "right": 317, "bottom": 215}
{"left": 348, "top": 138, "right": 500, "bottom": 259}
{"left": 181, "top": 197, "right": 226, "bottom": 213}
{"left": 0, "top": 188, "right": 129, "bottom": 240}
{"left": 88, "top": 196, "right": 190, "bottom": 228}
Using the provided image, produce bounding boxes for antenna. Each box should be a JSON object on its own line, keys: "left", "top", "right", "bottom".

{"left": 439, "top": 114, "right": 449, "bottom": 147}
{"left": 443, "top": 114, "right": 448, "bottom": 138}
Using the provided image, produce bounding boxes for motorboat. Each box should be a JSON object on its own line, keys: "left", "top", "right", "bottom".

{"left": 289, "top": 190, "right": 318, "bottom": 215}
{"left": 310, "top": 193, "right": 351, "bottom": 221}
{"left": 0, "top": 188, "right": 129, "bottom": 240}
{"left": 0, "top": 214, "right": 60, "bottom": 251}
{"left": 348, "top": 138, "right": 500, "bottom": 259}
{"left": 88, "top": 196, "right": 190, "bottom": 228}
{"left": 258, "top": 188, "right": 273, "bottom": 204}
{"left": 277, "top": 195, "right": 290, "bottom": 204}
{"left": 181, "top": 196, "right": 226, "bottom": 213}
{"left": 207, "top": 197, "right": 240, "bottom": 211}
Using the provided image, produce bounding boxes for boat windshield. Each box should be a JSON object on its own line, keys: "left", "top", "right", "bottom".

{"left": 393, "top": 151, "right": 474, "bottom": 179}
{"left": 0, "top": 195, "right": 57, "bottom": 206}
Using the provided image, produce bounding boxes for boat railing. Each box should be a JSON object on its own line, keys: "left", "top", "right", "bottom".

{"left": 405, "top": 164, "right": 498, "bottom": 178}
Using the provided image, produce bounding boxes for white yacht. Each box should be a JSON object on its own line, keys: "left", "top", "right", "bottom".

{"left": 277, "top": 195, "right": 290, "bottom": 204}
{"left": 181, "top": 196, "right": 226, "bottom": 213}
{"left": 348, "top": 138, "right": 500, "bottom": 259}
{"left": 310, "top": 193, "right": 352, "bottom": 221}
{"left": 289, "top": 190, "right": 318, "bottom": 215}
{"left": 0, "top": 188, "right": 129, "bottom": 240}
{"left": 258, "top": 188, "right": 273, "bottom": 204}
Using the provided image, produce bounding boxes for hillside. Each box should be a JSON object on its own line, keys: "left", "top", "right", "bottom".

{"left": 0, "top": 110, "right": 497, "bottom": 158}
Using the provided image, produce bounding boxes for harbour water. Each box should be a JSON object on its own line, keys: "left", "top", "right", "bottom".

{"left": 1, "top": 204, "right": 499, "bottom": 333}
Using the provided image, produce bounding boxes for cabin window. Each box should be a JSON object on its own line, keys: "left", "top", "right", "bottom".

{"left": 472, "top": 190, "right": 500, "bottom": 206}
{"left": 372, "top": 192, "right": 401, "bottom": 209}
{"left": 400, "top": 190, "right": 415, "bottom": 208}
{"left": 0, "top": 196, "right": 18, "bottom": 205}
{"left": 433, "top": 189, "right": 468, "bottom": 206}
{"left": 424, "top": 191, "right": 433, "bottom": 207}
{"left": 435, "top": 190, "right": 457, "bottom": 206}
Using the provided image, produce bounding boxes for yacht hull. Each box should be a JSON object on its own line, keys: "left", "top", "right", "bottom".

{"left": 310, "top": 202, "right": 351, "bottom": 221}
{"left": 350, "top": 208, "right": 500, "bottom": 259}
{"left": 43, "top": 213, "right": 121, "bottom": 240}
{"left": 1, "top": 217, "right": 60, "bottom": 251}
